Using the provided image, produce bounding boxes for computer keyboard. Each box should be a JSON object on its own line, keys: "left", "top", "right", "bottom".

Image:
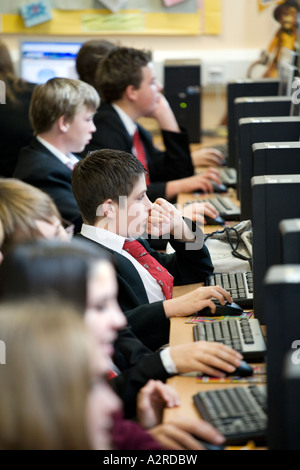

{"left": 218, "top": 167, "right": 237, "bottom": 187}
{"left": 201, "top": 196, "right": 240, "bottom": 220}
{"left": 193, "top": 385, "right": 267, "bottom": 445}
{"left": 213, "top": 143, "right": 228, "bottom": 160}
{"left": 205, "top": 271, "right": 253, "bottom": 308}
{"left": 186, "top": 196, "right": 240, "bottom": 221}
{"left": 193, "top": 317, "right": 266, "bottom": 361}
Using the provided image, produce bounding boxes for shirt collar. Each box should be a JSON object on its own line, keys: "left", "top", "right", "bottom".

{"left": 112, "top": 103, "right": 137, "bottom": 137}
{"left": 81, "top": 224, "right": 126, "bottom": 253}
{"left": 36, "top": 135, "right": 79, "bottom": 166}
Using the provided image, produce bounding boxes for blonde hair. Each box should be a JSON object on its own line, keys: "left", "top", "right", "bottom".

{"left": 0, "top": 299, "right": 92, "bottom": 449}
{"left": 0, "top": 178, "right": 60, "bottom": 255}
{"left": 29, "top": 77, "right": 100, "bottom": 134}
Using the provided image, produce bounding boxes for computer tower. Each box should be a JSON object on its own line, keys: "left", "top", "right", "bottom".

{"left": 164, "top": 59, "right": 201, "bottom": 143}
{"left": 252, "top": 174, "right": 300, "bottom": 323}
{"left": 227, "top": 79, "right": 279, "bottom": 168}
{"left": 264, "top": 265, "right": 300, "bottom": 450}
{"left": 238, "top": 116, "right": 300, "bottom": 220}
{"left": 233, "top": 96, "right": 292, "bottom": 171}
{"left": 279, "top": 218, "right": 300, "bottom": 264}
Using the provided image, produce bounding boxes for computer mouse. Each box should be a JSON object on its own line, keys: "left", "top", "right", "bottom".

{"left": 204, "top": 214, "right": 225, "bottom": 226}
{"left": 211, "top": 181, "right": 228, "bottom": 193}
{"left": 229, "top": 360, "right": 253, "bottom": 377}
{"left": 199, "top": 301, "right": 244, "bottom": 316}
{"left": 197, "top": 440, "right": 226, "bottom": 450}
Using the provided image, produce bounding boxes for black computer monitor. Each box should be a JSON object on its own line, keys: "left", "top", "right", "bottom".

{"left": 238, "top": 116, "right": 300, "bottom": 220}
{"left": 252, "top": 141, "right": 300, "bottom": 177}
{"left": 20, "top": 41, "right": 82, "bottom": 84}
{"left": 252, "top": 174, "right": 300, "bottom": 324}
{"left": 226, "top": 79, "right": 280, "bottom": 168}
{"left": 279, "top": 218, "right": 300, "bottom": 263}
{"left": 264, "top": 264, "right": 300, "bottom": 450}
{"left": 233, "top": 96, "right": 292, "bottom": 174}
{"left": 251, "top": 143, "right": 300, "bottom": 219}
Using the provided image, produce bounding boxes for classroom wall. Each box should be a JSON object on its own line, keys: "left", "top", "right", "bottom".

{"left": 2, "top": 0, "right": 278, "bottom": 82}
{"left": 0, "top": 0, "right": 281, "bottom": 130}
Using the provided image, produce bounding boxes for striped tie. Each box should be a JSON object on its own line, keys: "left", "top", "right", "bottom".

{"left": 123, "top": 239, "right": 174, "bottom": 299}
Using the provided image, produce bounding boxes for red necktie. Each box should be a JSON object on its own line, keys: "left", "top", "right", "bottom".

{"left": 132, "top": 129, "right": 151, "bottom": 185}
{"left": 123, "top": 239, "right": 174, "bottom": 300}
{"left": 107, "top": 370, "right": 117, "bottom": 380}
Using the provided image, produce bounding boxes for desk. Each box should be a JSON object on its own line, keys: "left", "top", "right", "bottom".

{"left": 164, "top": 285, "right": 266, "bottom": 449}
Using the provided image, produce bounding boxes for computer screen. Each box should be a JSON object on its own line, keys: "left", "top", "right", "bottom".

{"left": 238, "top": 116, "right": 300, "bottom": 220}
{"left": 279, "top": 218, "right": 300, "bottom": 263}
{"left": 264, "top": 264, "right": 300, "bottom": 450}
{"left": 251, "top": 174, "right": 300, "bottom": 324}
{"left": 252, "top": 141, "right": 300, "bottom": 182}
{"left": 226, "top": 79, "right": 280, "bottom": 169}
{"left": 234, "top": 96, "right": 292, "bottom": 187}
{"left": 20, "top": 41, "right": 82, "bottom": 84}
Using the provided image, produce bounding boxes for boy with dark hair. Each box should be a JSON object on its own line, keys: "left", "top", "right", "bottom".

{"left": 72, "top": 148, "right": 243, "bottom": 418}
{"left": 82, "top": 46, "right": 223, "bottom": 210}
{"left": 72, "top": 148, "right": 231, "bottom": 350}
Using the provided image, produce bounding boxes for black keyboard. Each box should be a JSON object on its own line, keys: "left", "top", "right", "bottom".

{"left": 201, "top": 196, "right": 240, "bottom": 221}
{"left": 218, "top": 167, "right": 237, "bottom": 187}
{"left": 193, "top": 385, "right": 267, "bottom": 445}
{"left": 206, "top": 271, "right": 253, "bottom": 308}
{"left": 193, "top": 317, "right": 266, "bottom": 361}
{"left": 213, "top": 143, "right": 228, "bottom": 160}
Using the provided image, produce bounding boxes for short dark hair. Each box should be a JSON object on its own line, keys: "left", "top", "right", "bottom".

{"left": 76, "top": 39, "right": 116, "bottom": 89}
{"left": 72, "top": 149, "right": 146, "bottom": 225}
{"left": 95, "top": 47, "right": 152, "bottom": 102}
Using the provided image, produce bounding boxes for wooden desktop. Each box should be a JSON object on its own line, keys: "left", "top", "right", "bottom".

{"left": 163, "top": 284, "right": 266, "bottom": 450}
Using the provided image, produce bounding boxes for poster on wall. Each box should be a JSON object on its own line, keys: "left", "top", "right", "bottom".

{"left": 0, "top": 0, "right": 222, "bottom": 35}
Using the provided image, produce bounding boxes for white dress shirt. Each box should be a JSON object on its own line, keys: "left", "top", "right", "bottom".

{"left": 80, "top": 223, "right": 177, "bottom": 374}
{"left": 112, "top": 103, "right": 138, "bottom": 156}
{"left": 81, "top": 224, "right": 164, "bottom": 303}
{"left": 36, "top": 135, "right": 80, "bottom": 169}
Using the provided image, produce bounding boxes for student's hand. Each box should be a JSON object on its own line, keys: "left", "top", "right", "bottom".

{"left": 192, "top": 147, "right": 226, "bottom": 167}
{"left": 181, "top": 201, "right": 219, "bottom": 225}
{"left": 199, "top": 167, "right": 223, "bottom": 185}
{"left": 174, "top": 174, "right": 216, "bottom": 194}
{"left": 148, "top": 198, "right": 195, "bottom": 241}
{"left": 147, "top": 93, "right": 181, "bottom": 132}
{"left": 163, "top": 285, "right": 232, "bottom": 319}
{"left": 148, "top": 417, "right": 225, "bottom": 450}
{"left": 165, "top": 174, "right": 218, "bottom": 200}
{"left": 137, "top": 380, "right": 180, "bottom": 429}
{"left": 170, "top": 341, "right": 243, "bottom": 376}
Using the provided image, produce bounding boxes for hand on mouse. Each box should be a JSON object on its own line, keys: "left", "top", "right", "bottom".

{"left": 163, "top": 285, "right": 232, "bottom": 319}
